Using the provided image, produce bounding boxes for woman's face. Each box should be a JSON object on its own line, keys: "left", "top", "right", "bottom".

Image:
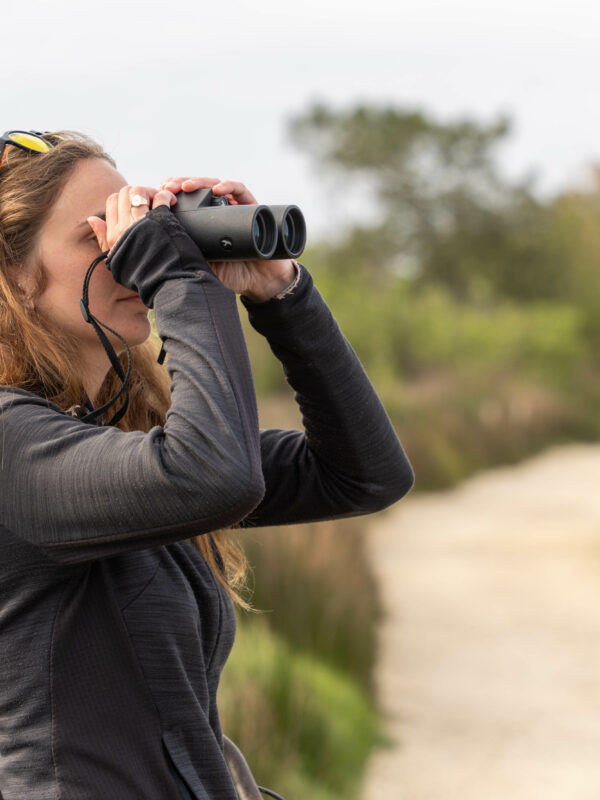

{"left": 25, "top": 157, "right": 151, "bottom": 361}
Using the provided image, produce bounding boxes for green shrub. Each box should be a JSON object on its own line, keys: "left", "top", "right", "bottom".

{"left": 219, "top": 618, "right": 381, "bottom": 800}
{"left": 239, "top": 518, "right": 381, "bottom": 693}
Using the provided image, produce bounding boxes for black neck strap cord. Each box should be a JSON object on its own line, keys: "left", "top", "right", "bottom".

{"left": 78, "top": 251, "right": 131, "bottom": 426}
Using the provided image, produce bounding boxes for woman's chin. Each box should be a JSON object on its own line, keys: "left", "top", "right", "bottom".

{"left": 112, "top": 316, "right": 152, "bottom": 350}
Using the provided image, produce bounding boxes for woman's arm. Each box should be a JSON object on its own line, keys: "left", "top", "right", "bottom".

{"left": 0, "top": 209, "right": 265, "bottom": 564}
{"left": 238, "top": 263, "right": 414, "bottom": 528}
{"left": 153, "top": 176, "right": 413, "bottom": 526}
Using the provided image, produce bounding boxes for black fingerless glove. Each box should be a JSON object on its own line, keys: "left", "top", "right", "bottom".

{"left": 106, "top": 206, "right": 211, "bottom": 307}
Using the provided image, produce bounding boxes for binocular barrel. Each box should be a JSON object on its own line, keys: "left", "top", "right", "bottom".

{"left": 270, "top": 205, "right": 306, "bottom": 260}
{"left": 172, "top": 189, "right": 306, "bottom": 261}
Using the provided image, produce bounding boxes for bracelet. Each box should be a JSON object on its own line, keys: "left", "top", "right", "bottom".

{"left": 275, "top": 261, "right": 301, "bottom": 300}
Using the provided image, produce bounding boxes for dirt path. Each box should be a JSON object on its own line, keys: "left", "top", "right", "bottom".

{"left": 361, "top": 444, "right": 600, "bottom": 800}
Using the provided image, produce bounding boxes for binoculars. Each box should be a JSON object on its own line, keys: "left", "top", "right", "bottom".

{"left": 173, "top": 189, "right": 306, "bottom": 261}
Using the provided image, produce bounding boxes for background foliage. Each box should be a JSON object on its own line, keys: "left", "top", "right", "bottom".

{"left": 218, "top": 103, "right": 600, "bottom": 798}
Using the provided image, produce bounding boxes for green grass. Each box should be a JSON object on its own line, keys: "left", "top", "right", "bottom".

{"left": 218, "top": 618, "right": 382, "bottom": 800}
{"left": 238, "top": 518, "right": 381, "bottom": 692}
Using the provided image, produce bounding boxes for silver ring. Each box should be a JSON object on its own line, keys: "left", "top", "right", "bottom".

{"left": 130, "top": 193, "right": 148, "bottom": 208}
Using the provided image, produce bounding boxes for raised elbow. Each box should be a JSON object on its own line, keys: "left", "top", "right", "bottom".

{"left": 150, "top": 425, "right": 266, "bottom": 527}
{"left": 184, "top": 458, "right": 266, "bottom": 528}
{"left": 359, "top": 459, "right": 415, "bottom": 514}
{"left": 380, "top": 460, "right": 415, "bottom": 508}
{"left": 231, "top": 467, "right": 266, "bottom": 522}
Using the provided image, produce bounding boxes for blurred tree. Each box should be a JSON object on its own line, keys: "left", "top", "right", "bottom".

{"left": 290, "top": 104, "right": 572, "bottom": 301}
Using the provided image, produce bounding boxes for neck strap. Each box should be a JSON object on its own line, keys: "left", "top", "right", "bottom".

{"left": 78, "top": 251, "right": 131, "bottom": 426}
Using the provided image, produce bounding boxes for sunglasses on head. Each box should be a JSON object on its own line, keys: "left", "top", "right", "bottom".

{"left": 0, "top": 130, "right": 54, "bottom": 169}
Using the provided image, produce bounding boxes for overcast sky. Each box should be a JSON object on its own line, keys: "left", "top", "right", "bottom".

{"left": 3, "top": 0, "right": 599, "bottom": 236}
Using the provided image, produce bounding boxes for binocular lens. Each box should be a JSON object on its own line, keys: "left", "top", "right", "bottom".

{"left": 253, "top": 216, "right": 266, "bottom": 251}
{"left": 280, "top": 207, "right": 306, "bottom": 258}
{"left": 252, "top": 208, "right": 277, "bottom": 257}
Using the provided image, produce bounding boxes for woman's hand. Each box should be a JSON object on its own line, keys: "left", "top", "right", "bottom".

{"left": 161, "top": 176, "right": 297, "bottom": 303}
{"left": 87, "top": 185, "right": 177, "bottom": 254}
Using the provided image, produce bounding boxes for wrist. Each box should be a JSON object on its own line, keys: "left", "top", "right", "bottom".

{"left": 242, "top": 260, "right": 300, "bottom": 304}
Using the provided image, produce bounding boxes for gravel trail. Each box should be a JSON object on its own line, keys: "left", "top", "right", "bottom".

{"left": 362, "top": 444, "right": 600, "bottom": 800}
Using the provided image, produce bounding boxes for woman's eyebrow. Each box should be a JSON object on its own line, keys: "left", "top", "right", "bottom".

{"left": 76, "top": 211, "right": 106, "bottom": 228}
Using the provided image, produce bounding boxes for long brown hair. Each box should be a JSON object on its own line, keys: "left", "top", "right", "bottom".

{"left": 0, "top": 131, "right": 249, "bottom": 606}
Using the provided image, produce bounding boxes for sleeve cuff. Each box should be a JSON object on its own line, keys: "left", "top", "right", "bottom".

{"left": 240, "top": 262, "right": 311, "bottom": 313}
{"left": 274, "top": 260, "right": 301, "bottom": 299}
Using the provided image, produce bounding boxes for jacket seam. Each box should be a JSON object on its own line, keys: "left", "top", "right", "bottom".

{"left": 204, "top": 562, "right": 224, "bottom": 676}
{"left": 116, "top": 599, "right": 170, "bottom": 736}
{"left": 49, "top": 577, "right": 77, "bottom": 800}
{"left": 118, "top": 559, "right": 163, "bottom": 614}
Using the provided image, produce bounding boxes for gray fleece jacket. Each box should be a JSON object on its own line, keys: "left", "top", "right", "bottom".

{"left": 0, "top": 207, "right": 414, "bottom": 799}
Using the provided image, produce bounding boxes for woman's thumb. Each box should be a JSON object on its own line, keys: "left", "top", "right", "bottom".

{"left": 87, "top": 216, "right": 108, "bottom": 251}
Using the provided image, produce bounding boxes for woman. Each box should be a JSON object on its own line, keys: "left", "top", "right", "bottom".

{"left": 0, "top": 130, "right": 414, "bottom": 800}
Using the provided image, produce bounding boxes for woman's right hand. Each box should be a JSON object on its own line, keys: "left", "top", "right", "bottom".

{"left": 87, "top": 185, "right": 176, "bottom": 253}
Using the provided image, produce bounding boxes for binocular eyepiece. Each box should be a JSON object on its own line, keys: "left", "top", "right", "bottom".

{"left": 172, "top": 189, "right": 306, "bottom": 262}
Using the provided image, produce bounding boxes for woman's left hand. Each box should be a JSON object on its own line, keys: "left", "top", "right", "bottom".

{"left": 160, "top": 176, "right": 297, "bottom": 303}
